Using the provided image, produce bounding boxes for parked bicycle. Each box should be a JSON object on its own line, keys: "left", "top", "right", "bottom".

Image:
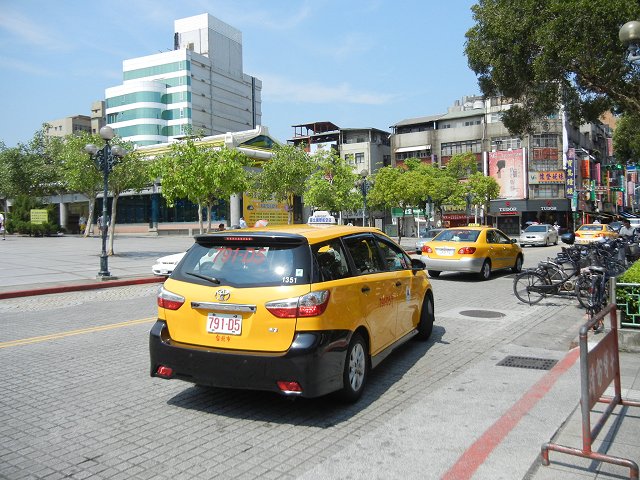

{"left": 512, "top": 244, "right": 584, "bottom": 305}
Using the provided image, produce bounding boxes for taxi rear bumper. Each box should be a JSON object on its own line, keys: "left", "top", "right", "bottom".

{"left": 421, "top": 256, "right": 486, "bottom": 273}
{"left": 149, "top": 320, "right": 351, "bottom": 398}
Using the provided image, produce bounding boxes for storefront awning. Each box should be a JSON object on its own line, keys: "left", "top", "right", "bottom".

{"left": 395, "top": 145, "right": 431, "bottom": 153}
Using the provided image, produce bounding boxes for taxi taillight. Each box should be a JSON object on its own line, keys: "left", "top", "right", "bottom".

{"left": 157, "top": 287, "right": 185, "bottom": 310}
{"left": 265, "top": 290, "right": 330, "bottom": 318}
{"left": 423, "top": 245, "right": 433, "bottom": 253}
{"left": 458, "top": 247, "right": 477, "bottom": 254}
{"left": 277, "top": 381, "right": 302, "bottom": 393}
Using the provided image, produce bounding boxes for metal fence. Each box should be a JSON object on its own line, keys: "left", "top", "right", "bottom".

{"left": 613, "top": 281, "right": 640, "bottom": 328}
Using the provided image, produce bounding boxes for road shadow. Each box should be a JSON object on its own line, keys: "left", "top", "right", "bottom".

{"left": 166, "top": 325, "right": 447, "bottom": 426}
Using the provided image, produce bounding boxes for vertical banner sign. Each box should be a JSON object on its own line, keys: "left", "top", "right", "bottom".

{"left": 566, "top": 147, "right": 575, "bottom": 199}
{"left": 488, "top": 149, "right": 525, "bottom": 199}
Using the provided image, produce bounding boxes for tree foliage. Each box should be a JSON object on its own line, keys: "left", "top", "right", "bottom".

{"left": 251, "top": 144, "right": 315, "bottom": 224}
{"left": 154, "top": 136, "right": 252, "bottom": 233}
{"left": 53, "top": 132, "right": 103, "bottom": 237}
{"left": 613, "top": 113, "right": 640, "bottom": 163}
{"left": 465, "top": 0, "right": 640, "bottom": 135}
{"left": 303, "top": 150, "right": 361, "bottom": 214}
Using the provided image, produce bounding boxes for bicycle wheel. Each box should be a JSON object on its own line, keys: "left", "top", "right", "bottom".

{"left": 575, "top": 273, "right": 601, "bottom": 310}
{"left": 513, "top": 271, "right": 547, "bottom": 305}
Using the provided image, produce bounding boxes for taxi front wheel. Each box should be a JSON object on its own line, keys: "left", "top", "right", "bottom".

{"left": 338, "top": 333, "right": 369, "bottom": 403}
{"left": 416, "top": 293, "right": 434, "bottom": 341}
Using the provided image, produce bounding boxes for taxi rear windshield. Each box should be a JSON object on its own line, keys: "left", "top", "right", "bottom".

{"left": 173, "top": 242, "right": 311, "bottom": 287}
{"left": 434, "top": 229, "right": 480, "bottom": 242}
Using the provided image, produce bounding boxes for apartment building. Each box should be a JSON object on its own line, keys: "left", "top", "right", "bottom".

{"left": 390, "top": 95, "right": 613, "bottom": 235}
{"left": 105, "top": 13, "right": 262, "bottom": 147}
{"left": 288, "top": 122, "right": 391, "bottom": 225}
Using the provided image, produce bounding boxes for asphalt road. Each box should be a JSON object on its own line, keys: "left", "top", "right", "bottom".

{"left": 2, "top": 241, "right": 610, "bottom": 479}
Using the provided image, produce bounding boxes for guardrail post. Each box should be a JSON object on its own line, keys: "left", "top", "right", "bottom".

{"left": 541, "top": 303, "right": 640, "bottom": 479}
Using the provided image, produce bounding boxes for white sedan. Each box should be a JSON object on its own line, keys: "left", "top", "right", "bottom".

{"left": 519, "top": 224, "right": 559, "bottom": 247}
{"left": 152, "top": 252, "right": 186, "bottom": 276}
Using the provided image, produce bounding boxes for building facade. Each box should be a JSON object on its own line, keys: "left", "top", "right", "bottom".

{"left": 390, "top": 95, "right": 614, "bottom": 235}
{"left": 46, "top": 115, "right": 92, "bottom": 138}
{"left": 105, "top": 13, "right": 262, "bottom": 147}
{"left": 288, "top": 121, "right": 391, "bottom": 226}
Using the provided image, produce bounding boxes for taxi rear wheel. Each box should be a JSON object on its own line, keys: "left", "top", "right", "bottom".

{"left": 416, "top": 293, "right": 434, "bottom": 340}
{"left": 338, "top": 333, "right": 369, "bottom": 403}
{"left": 478, "top": 260, "right": 491, "bottom": 280}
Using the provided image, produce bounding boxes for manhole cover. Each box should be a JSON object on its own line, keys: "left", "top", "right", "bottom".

{"left": 497, "top": 356, "right": 558, "bottom": 370}
{"left": 459, "top": 310, "right": 506, "bottom": 319}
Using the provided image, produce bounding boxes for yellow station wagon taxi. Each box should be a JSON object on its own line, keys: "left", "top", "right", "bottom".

{"left": 420, "top": 225, "right": 523, "bottom": 280}
{"left": 149, "top": 219, "right": 434, "bottom": 402}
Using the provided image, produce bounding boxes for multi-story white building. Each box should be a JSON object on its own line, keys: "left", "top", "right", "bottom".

{"left": 105, "top": 13, "right": 262, "bottom": 147}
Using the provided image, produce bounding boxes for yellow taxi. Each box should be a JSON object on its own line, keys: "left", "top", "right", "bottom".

{"left": 150, "top": 213, "right": 434, "bottom": 402}
{"left": 420, "top": 225, "right": 523, "bottom": 280}
{"left": 574, "top": 223, "right": 619, "bottom": 244}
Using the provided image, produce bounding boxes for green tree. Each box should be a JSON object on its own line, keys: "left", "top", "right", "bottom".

{"left": 466, "top": 172, "right": 501, "bottom": 224}
{"left": 465, "top": 0, "right": 640, "bottom": 135}
{"left": 445, "top": 152, "right": 478, "bottom": 180}
{"left": 367, "top": 166, "right": 424, "bottom": 242}
{"left": 251, "top": 144, "right": 314, "bottom": 224}
{"left": 154, "top": 137, "right": 252, "bottom": 233}
{"left": 303, "top": 150, "right": 361, "bottom": 217}
{"left": 613, "top": 112, "right": 640, "bottom": 163}
{"left": 53, "top": 132, "right": 103, "bottom": 237}
{"left": 106, "top": 145, "right": 149, "bottom": 255}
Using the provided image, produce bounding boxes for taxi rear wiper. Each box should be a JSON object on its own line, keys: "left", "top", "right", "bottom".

{"left": 185, "top": 272, "right": 221, "bottom": 284}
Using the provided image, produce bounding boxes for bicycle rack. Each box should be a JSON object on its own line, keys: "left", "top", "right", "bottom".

{"left": 541, "top": 303, "right": 640, "bottom": 479}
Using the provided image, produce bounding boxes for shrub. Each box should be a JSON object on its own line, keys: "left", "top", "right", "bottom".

{"left": 617, "top": 259, "right": 640, "bottom": 318}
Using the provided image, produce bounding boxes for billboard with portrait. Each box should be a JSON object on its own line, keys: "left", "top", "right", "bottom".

{"left": 487, "top": 149, "right": 525, "bottom": 199}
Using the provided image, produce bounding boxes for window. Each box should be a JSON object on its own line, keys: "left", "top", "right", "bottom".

{"left": 529, "top": 184, "right": 561, "bottom": 199}
{"left": 376, "top": 238, "right": 411, "bottom": 271}
{"left": 344, "top": 153, "right": 355, "bottom": 165}
{"left": 440, "top": 140, "right": 482, "bottom": 157}
{"left": 313, "top": 241, "right": 350, "bottom": 282}
{"left": 395, "top": 147, "right": 431, "bottom": 161}
{"left": 532, "top": 134, "right": 558, "bottom": 147}
{"left": 344, "top": 236, "right": 384, "bottom": 275}
{"left": 355, "top": 153, "right": 365, "bottom": 164}
{"left": 491, "top": 137, "right": 522, "bottom": 151}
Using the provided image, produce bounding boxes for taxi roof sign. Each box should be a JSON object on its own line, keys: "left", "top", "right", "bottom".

{"left": 307, "top": 211, "right": 337, "bottom": 225}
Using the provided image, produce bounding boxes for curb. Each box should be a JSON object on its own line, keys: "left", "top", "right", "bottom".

{"left": 0, "top": 276, "right": 165, "bottom": 300}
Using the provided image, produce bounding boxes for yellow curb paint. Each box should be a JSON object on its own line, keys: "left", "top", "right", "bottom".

{"left": 0, "top": 317, "right": 155, "bottom": 348}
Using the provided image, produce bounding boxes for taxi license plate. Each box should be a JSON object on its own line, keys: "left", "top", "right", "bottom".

{"left": 436, "top": 247, "right": 455, "bottom": 256}
{"left": 206, "top": 313, "right": 242, "bottom": 335}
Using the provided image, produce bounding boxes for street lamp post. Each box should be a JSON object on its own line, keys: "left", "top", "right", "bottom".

{"left": 84, "top": 126, "right": 127, "bottom": 279}
{"left": 619, "top": 20, "right": 640, "bottom": 65}
{"left": 465, "top": 192, "right": 473, "bottom": 225}
{"left": 357, "top": 170, "right": 372, "bottom": 227}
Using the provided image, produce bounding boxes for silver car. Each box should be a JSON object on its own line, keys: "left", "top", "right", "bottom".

{"left": 415, "top": 228, "right": 445, "bottom": 254}
{"left": 519, "top": 224, "right": 559, "bottom": 247}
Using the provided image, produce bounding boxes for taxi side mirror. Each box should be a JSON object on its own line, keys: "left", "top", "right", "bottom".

{"left": 411, "top": 258, "right": 426, "bottom": 271}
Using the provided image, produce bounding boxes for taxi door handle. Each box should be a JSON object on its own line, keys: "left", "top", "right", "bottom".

{"left": 361, "top": 286, "right": 370, "bottom": 293}
{"left": 395, "top": 281, "right": 402, "bottom": 287}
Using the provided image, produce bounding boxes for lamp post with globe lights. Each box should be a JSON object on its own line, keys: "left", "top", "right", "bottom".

{"left": 619, "top": 20, "right": 640, "bottom": 66}
{"left": 84, "top": 126, "right": 127, "bottom": 279}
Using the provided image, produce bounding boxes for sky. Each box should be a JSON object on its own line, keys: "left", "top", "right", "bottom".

{"left": 0, "top": 0, "right": 480, "bottom": 147}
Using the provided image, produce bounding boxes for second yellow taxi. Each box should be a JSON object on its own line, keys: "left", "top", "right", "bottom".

{"left": 420, "top": 225, "right": 523, "bottom": 280}
{"left": 573, "top": 223, "right": 618, "bottom": 244}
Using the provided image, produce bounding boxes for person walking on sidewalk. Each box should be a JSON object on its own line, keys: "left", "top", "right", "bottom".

{"left": 0, "top": 212, "right": 5, "bottom": 240}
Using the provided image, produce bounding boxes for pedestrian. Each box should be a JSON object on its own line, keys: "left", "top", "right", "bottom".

{"left": 593, "top": 218, "right": 601, "bottom": 224}
{"left": 239, "top": 216, "right": 247, "bottom": 229}
{"left": 0, "top": 211, "right": 5, "bottom": 240}
{"left": 218, "top": 223, "right": 225, "bottom": 231}
{"left": 619, "top": 219, "right": 636, "bottom": 239}
{"left": 97, "top": 215, "right": 109, "bottom": 236}
{"left": 79, "top": 215, "right": 87, "bottom": 235}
